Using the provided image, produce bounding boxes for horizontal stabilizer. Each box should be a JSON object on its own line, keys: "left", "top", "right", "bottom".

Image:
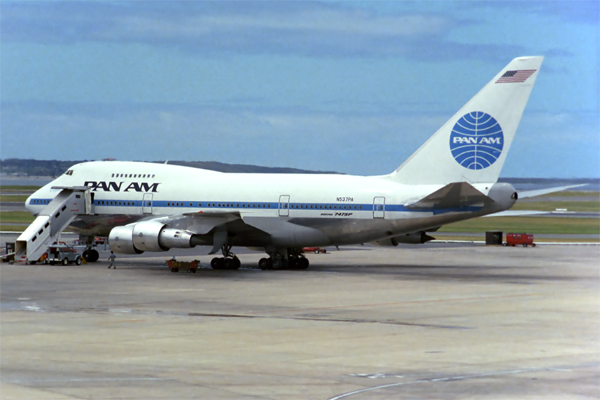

{"left": 484, "top": 210, "right": 550, "bottom": 217}
{"left": 406, "top": 182, "right": 491, "bottom": 210}
{"left": 518, "top": 184, "right": 586, "bottom": 199}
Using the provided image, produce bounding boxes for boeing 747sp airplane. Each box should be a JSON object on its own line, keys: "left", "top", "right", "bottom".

{"left": 21, "top": 56, "right": 546, "bottom": 269}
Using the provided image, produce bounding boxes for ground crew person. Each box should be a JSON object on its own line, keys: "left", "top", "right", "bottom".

{"left": 108, "top": 251, "right": 116, "bottom": 269}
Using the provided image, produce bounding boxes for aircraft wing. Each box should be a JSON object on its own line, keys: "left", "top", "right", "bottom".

{"left": 180, "top": 210, "right": 244, "bottom": 234}
{"left": 172, "top": 210, "right": 273, "bottom": 236}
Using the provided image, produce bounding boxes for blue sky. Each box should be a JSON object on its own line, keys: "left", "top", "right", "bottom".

{"left": 1, "top": 1, "right": 598, "bottom": 178}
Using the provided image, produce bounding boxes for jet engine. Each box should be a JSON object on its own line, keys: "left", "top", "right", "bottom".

{"left": 108, "top": 220, "right": 195, "bottom": 254}
{"left": 373, "top": 232, "right": 435, "bottom": 246}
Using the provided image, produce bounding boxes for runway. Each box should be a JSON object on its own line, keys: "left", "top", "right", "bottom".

{"left": 1, "top": 244, "right": 599, "bottom": 399}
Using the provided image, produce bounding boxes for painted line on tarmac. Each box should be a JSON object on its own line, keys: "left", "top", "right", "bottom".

{"left": 5, "top": 377, "right": 172, "bottom": 384}
{"left": 274, "top": 292, "right": 542, "bottom": 313}
{"left": 94, "top": 318, "right": 147, "bottom": 325}
{"left": 187, "top": 312, "right": 470, "bottom": 329}
{"left": 329, "top": 362, "right": 600, "bottom": 400}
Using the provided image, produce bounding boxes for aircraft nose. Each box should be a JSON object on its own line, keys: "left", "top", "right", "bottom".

{"left": 25, "top": 193, "right": 36, "bottom": 214}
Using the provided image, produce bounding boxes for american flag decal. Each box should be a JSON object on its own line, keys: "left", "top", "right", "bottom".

{"left": 495, "top": 69, "right": 536, "bottom": 83}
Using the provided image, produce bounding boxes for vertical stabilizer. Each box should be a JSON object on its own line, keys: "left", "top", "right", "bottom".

{"left": 391, "top": 56, "right": 543, "bottom": 185}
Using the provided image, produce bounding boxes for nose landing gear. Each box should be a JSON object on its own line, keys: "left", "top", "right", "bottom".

{"left": 82, "top": 248, "right": 99, "bottom": 262}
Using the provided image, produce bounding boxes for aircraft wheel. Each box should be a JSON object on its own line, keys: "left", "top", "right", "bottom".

{"left": 211, "top": 257, "right": 225, "bottom": 270}
{"left": 272, "top": 258, "right": 287, "bottom": 270}
{"left": 298, "top": 257, "right": 309, "bottom": 270}
{"left": 83, "top": 250, "right": 99, "bottom": 262}
{"left": 225, "top": 258, "right": 240, "bottom": 270}
{"left": 258, "top": 258, "right": 272, "bottom": 270}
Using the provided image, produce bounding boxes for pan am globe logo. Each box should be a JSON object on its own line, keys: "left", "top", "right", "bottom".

{"left": 449, "top": 111, "right": 503, "bottom": 170}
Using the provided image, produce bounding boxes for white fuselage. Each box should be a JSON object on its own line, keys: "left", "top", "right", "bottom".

{"left": 26, "top": 161, "right": 509, "bottom": 249}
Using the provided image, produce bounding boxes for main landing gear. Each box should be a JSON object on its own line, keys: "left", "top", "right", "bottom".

{"left": 258, "top": 248, "right": 309, "bottom": 270}
{"left": 210, "top": 243, "right": 241, "bottom": 270}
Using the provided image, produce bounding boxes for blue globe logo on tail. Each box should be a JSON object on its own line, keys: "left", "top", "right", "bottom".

{"left": 449, "top": 112, "right": 503, "bottom": 170}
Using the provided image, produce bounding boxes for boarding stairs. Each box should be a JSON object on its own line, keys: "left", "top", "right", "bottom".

{"left": 15, "top": 187, "right": 93, "bottom": 263}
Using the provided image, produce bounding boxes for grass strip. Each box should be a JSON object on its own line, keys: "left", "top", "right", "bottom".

{"left": 0, "top": 225, "right": 31, "bottom": 232}
{"left": 433, "top": 234, "right": 599, "bottom": 243}
{"left": 0, "top": 185, "right": 41, "bottom": 192}
{"left": 440, "top": 216, "right": 600, "bottom": 235}
{"left": 0, "top": 211, "right": 36, "bottom": 224}
{"left": 512, "top": 201, "right": 600, "bottom": 212}
{"left": 537, "top": 191, "right": 599, "bottom": 199}
{"left": 0, "top": 195, "right": 30, "bottom": 202}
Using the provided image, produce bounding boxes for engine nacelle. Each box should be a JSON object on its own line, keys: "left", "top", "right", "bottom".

{"left": 373, "top": 232, "right": 435, "bottom": 246}
{"left": 109, "top": 221, "right": 196, "bottom": 254}
{"left": 108, "top": 225, "right": 144, "bottom": 254}
{"left": 132, "top": 220, "right": 168, "bottom": 252}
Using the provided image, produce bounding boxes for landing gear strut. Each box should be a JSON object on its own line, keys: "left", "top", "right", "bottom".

{"left": 210, "top": 243, "right": 241, "bottom": 270}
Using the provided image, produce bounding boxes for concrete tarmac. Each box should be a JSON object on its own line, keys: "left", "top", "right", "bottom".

{"left": 1, "top": 244, "right": 599, "bottom": 399}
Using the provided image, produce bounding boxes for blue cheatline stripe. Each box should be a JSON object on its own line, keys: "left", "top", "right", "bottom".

{"left": 29, "top": 197, "right": 484, "bottom": 215}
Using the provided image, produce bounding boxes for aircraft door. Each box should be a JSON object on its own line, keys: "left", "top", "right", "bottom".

{"left": 142, "top": 193, "right": 153, "bottom": 214}
{"left": 373, "top": 196, "right": 385, "bottom": 219}
{"left": 279, "top": 195, "right": 290, "bottom": 217}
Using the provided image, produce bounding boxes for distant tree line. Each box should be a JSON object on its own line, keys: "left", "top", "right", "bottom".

{"left": 2, "top": 159, "right": 597, "bottom": 182}
{"left": 0, "top": 158, "right": 340, "bottom": 177}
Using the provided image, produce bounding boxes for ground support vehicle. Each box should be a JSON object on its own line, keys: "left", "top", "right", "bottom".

{"left": 46, "top": 245, "right": 83, "bottom": 265}
{"left": 505, "top": 233, "right": 536, "bottom": 247}
{"left": 167, "top": 259, "right": 199, "bottom": 273}
{"left": 302, "top": 247, "right": 327, "bottom": 254}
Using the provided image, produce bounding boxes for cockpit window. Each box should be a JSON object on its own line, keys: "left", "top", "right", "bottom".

{"left": 65, "top": 170, "right": 73, "bottom": 176}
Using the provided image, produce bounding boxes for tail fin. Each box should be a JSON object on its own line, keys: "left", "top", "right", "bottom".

{"left": 391, "top": 56, "right": 543, "bottom": 185}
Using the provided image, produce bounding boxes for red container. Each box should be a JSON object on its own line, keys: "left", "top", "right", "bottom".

{"left": 167, "top": 259, "right": 199, "bottom": 273}
{"left": 505, "top": 233, "right": 536, "bottom": 247}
